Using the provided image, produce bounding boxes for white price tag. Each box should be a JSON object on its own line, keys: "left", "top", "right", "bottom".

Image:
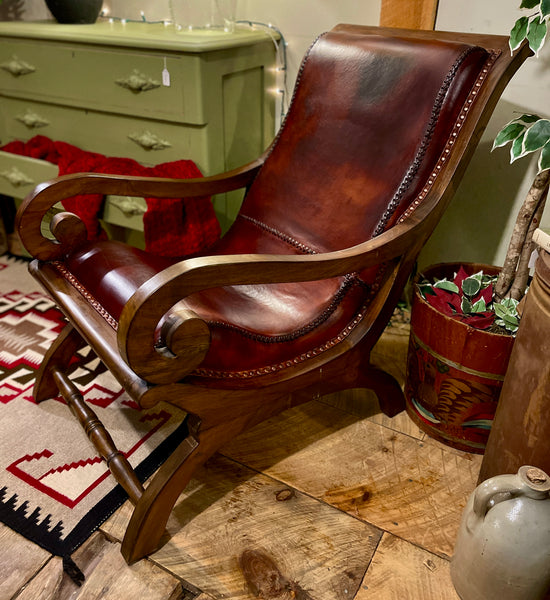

{"left": 162, "top": 57, "right": 170, "bottom": 86}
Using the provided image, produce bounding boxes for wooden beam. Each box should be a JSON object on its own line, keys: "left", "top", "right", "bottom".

{"left": 380, "top": 0, "right": 439, "bottom": 30}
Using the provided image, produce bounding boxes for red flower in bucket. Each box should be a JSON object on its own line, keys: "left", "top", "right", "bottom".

{"left": 417, "top": 266, "right": 520, "bottom": 332}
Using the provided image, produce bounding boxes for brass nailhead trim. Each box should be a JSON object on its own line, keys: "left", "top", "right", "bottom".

{"left": 52, "top": 262, "right": 118, "bottom": 331}
{"left": 240, "top": 214, "right": 317, "bottom": 255}
{"left": 192, "top": 264, "right": 388, "bottom": 380}
{"left": 398, "top": 50, "right": 500, "bottom": 224}
{"left": 374, "top": 46, "right": 493, "bottom": 236}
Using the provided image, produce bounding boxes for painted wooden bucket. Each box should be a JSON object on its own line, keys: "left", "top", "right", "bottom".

{"left": 405, "top": 263, "right": 515, "bottom": 453}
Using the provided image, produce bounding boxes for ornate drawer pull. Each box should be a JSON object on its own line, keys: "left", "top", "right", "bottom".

{"left": 0, "top": 166, "right": 33, "bottom": 187}
{"left": 115, "top": 69, "right": 160, "bottom": 93}
{"left": 128, "top": 131, "right": 171, "bottom": 151}
{"left": 108, "top": 196, "right": 147, "bottom": 217}
{"left": 0, "top": 55, "right": 36, "bottom": 77}
{"left": 16, "top": 109, "right": 50, "bottom": 128}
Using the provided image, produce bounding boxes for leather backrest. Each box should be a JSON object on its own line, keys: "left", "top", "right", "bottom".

{"left": 238, "top": 30, "right": 491, "bottom": 253}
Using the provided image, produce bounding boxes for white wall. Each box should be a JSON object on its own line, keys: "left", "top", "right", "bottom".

{"left": 103, "top": 0, "right": 382, "bottom": 100}
{"left": 235, "top": 0, "right": 381, "bottom": 90}
{"left": 418, "top": 0, "right": 550, "bottom": 269}
{"left": 0, "top": 1, "right": 50, "bottom": 20}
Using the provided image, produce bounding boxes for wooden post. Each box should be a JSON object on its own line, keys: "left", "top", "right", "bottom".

{"left": 380, "top": 0, "right": 439, "bottom": 30}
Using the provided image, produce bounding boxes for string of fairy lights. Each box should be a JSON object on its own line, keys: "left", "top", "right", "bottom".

{"left": 99, "top": 6, "right": 289, "bottom": 124}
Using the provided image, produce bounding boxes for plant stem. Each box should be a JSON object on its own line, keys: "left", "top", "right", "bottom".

{"left": 495, "top": 169, "right": 550, "bottom": 301}
{"left": 509, "top": 188, "right": 547, "bottom": 299}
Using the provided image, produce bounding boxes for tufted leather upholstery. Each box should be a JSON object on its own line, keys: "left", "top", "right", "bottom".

{"left": 62, "top": 30, "right": 492, "bottom": 380}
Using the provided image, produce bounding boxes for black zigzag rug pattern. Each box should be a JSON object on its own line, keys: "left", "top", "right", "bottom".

{"left": 0, "top": 253, "right": 188, "bottom": 557}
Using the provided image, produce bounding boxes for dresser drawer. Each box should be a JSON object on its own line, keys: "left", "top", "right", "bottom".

{"left": 0, "top": 38, "right": 206, "bottom": 124}
{"left": 0, "top": 150, "right": 57, "bottom": 198}
{"left": 0, "top": 97, "right": 216, "bottom": 171}
{"left": 0, "top": 21, "right": 276, "bottom": 239}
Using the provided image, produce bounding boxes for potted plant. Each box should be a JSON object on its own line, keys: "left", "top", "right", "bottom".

{"left": 405, "top": 262, "right": 517, "bottom": 453}
{"left": 405, "top": 0, "right": 550, "bottom": 453}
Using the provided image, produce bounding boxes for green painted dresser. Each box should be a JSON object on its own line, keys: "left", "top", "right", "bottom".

{"left": 0, "top": 21, "right": 277, "bottom": 244}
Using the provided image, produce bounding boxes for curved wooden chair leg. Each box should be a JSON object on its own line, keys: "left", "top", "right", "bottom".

{"left": 121, "top": 415, "right": 249, "bottom": 564}
{"left": 361, "top": 365, "right": 406, "bottom": 418}
{"left": 34, "top": 324, "right": 88, "bottom": 402}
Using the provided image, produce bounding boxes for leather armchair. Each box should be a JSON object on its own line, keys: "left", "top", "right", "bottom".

{"left": 15, "top": 24, "right": 529, "bottom": 563}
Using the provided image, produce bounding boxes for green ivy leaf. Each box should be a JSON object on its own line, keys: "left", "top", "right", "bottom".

{"left": 494, "top": 299, "right": 520, "bottom": 323}
{"left": 503, "top": 314, "right": 520, "bottom": 326}
{"left": 515, "top": 113, "right": 542, "bottom": 124}
{"left": 493, "top": 122, "right": 526, "bottom": 150}
{"left": 500, "top": 297, "right": 520, "bottom": 311}
{"left": 542, "top": 0, "right": 550, "bottom": 18}
{"left": 524, "top": 119, "right": 550, "bottom": 153}
{"left": 494, "top": 303, "right": 510, "bottom": 319}
{"left": 461, "top": 297, "right": 473, "bottom": 314}
{"left": 511, "top": 130, "right": 528, "bottom": 162}
{"left": 417, "top": 283, "right": 436, "bottom": 299}
{"left": 481, "top": 274, "right": 498, "bottom": 287}
{"left": 527, "top": 16, "right": 548, "bottom": 54}
{"left": 433, "top": 280, "right": 460, "bottom": 294}
{"left": 496, "top": 315, "right": 519, "bottom": 333}
{"left": 520, "top": 0, "right": 540, "bottom": 8}
{"left": 472, "top": 298, "right": 487, "bottom": 313}
{"left": 539, "top": 140, "right": 550, "bottom": 171}
{"left": 462, "top": 276, "right": 482, "bottom": 297}
{"left": 510, "top": 16, "right": 530, "bottom": 51}
{"left": 470, "top": 271, "right": 485, "bottom": 282}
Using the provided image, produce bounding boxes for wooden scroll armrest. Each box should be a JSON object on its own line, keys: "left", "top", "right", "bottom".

{"left": 119, "top": 211, "right": 432, "bottom": 384}
{"left": 15, "top": 157, "right": 265, "bottom": 261}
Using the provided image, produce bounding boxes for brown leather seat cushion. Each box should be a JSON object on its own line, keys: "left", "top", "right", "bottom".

{"left": 65, "top": 219, "right": 376, "bottom": 377}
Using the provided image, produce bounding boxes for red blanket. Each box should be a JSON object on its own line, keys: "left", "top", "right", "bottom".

{"left": 2, "top": 135, "right": 221, "bottom": 257}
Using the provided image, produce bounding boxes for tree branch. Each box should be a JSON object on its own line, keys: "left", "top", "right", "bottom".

{"left": 495, "top": 169, "right": 550, "bottom": 301}
{"left": 509, "top": 188, "right": 548, "bottom": 300}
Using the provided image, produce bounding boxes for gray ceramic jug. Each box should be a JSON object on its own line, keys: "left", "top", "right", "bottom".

{"left": 451, "top": 466, "right": 550, "bottom": 600}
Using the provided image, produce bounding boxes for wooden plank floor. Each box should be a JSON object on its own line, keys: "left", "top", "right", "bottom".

{"left": 1, "top": 315, "right": 479, "bottom": 600}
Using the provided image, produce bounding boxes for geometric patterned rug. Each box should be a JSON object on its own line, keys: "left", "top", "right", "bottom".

{"left": 0, "top": 253, "right": 188, "bottom": 558}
